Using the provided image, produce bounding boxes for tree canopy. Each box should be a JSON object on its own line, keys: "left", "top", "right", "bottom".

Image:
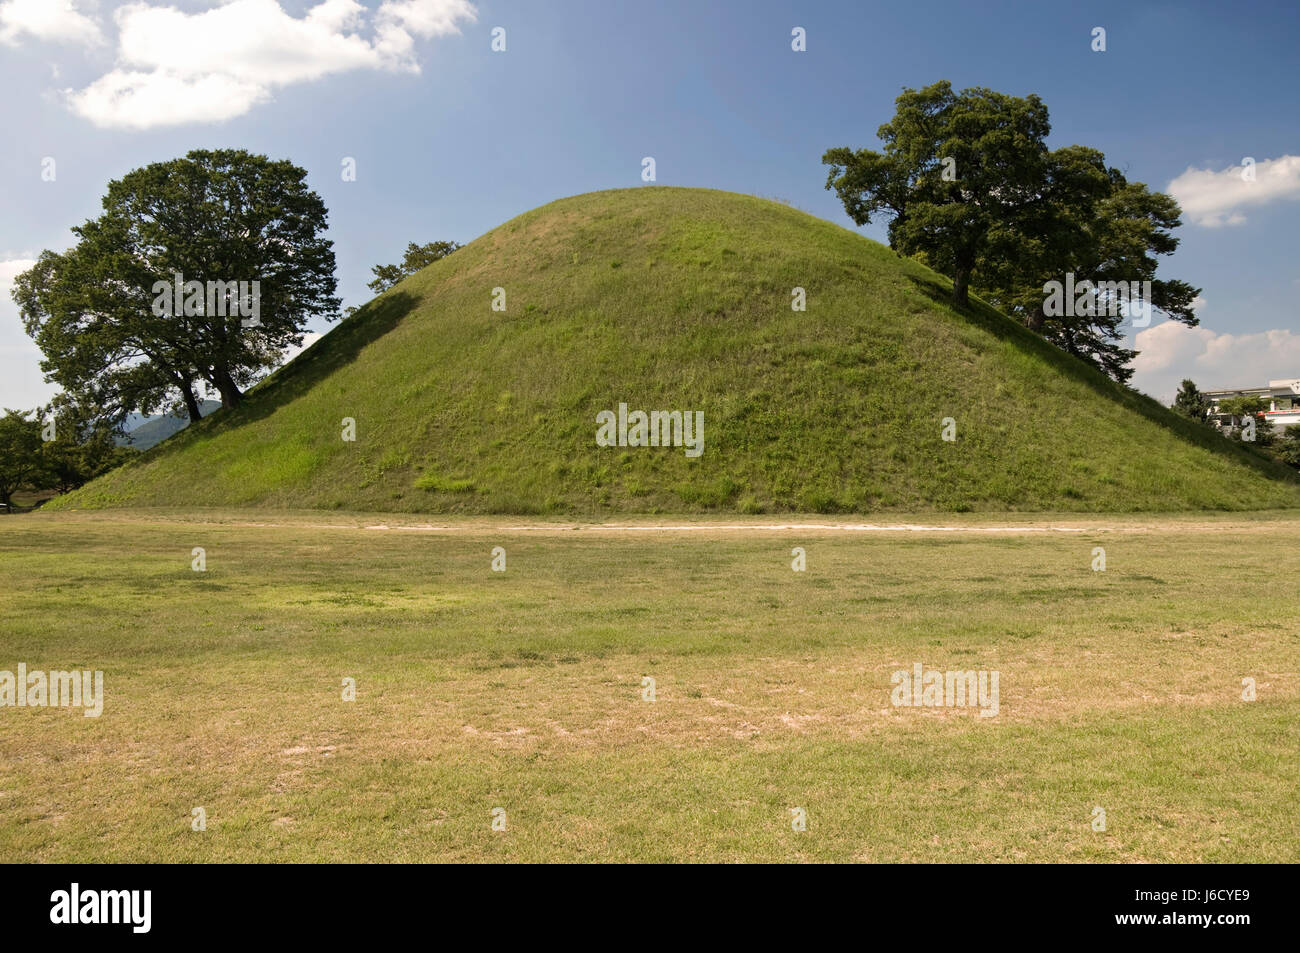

{"left": 824, "top": 81, "right": 1054, "bottom": 308}
{"left": 823, "top": 81, "right": 1199, "bottom": 383}
{"left": 367, "top": 241, "right": 462, "bottom": 295}
{"left": 1171, "top": 379, "right": 1211, "bottom": 422}
{"left": 38, "top": 397, "right": 132, "bottom": 494}
{"left": 0, "top": 410, "right": 44, "bottom": 509}
{"left": 13, "top": 149, "right": 340, "bottom": 423}
{"left": 1276, "top": 427, "right": 1300, "bottom": 469}
{"left": 0, "top": 402, "right": 133, "bottom": 509}
{"left": 1217, "top": 395, "right": 1269, "bottom": 417}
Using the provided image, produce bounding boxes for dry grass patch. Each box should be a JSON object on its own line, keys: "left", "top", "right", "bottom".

{"left": 1, "top": 511, "right": 1296, "bottom": 861}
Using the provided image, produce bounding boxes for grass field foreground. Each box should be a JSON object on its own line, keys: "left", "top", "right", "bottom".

{"left": 1, "top": 510, "right": 1297, "bottom": 862}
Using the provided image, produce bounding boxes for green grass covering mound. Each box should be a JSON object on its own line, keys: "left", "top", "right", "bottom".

{"left": 52, "top": 187, "right": 1300, "bottom": 514}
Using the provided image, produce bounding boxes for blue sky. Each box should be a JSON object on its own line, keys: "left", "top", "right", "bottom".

{"left": 2, "top": 0, "right": 1298, "bottom": 409}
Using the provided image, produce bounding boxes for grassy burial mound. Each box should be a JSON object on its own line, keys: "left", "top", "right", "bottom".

{"left": 51, "top": 187, "right": 1300, "bottom": 513}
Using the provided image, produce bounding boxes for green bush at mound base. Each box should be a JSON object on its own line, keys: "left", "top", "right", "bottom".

{"left": 51, "top": 187, "right": 1300, "bottom": 514}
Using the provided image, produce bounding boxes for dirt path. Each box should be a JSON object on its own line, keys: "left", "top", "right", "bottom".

{"left": 18, "top": 508, "right": 1300, "bottom": 537}
{"left": 358, "top": 521, "right": 1098, "bottom": 534}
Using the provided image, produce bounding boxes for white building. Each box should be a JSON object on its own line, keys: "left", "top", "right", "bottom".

{"left": 1204, "top": 378, "right": 1300, "bottom": 431}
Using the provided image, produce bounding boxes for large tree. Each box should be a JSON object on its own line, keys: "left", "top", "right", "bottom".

{"left": 14, "top": 150, "right": 340, "bottom": 420}
{"left": 14, "top": 244, "right": 209, "bottom": 423}
{"left": 823, "top": 82, "right": 1199, "bottom": 382}
{"left": 823, "top": 81, "right": 1053, "bottom": 308}
{"left": 974, "top": 146, "right": 1200, "bottom": 382}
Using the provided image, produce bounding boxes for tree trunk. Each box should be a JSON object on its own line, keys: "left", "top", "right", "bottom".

{"left": 952, "top": 267, "right": 970, "bottom": 308}
{"left": 212, "top": 367, "right": 243, "bottom": 410}
{"left": 179, "top": 383, "right": 202, "bottom": 423}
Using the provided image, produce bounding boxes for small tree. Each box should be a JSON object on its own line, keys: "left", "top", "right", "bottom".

{"left": 1218, "top": 396, "right": 1273, "bottom": 445}
{"left": 1217, "top": 396, "right": 1268, "bottom": 417}
{"left": 1171, "top": 379, "right": 1210, "bottom": 422}
{"left": 367, "top": 241, "right": 461, "bottom": 294}
{"left": 1276, "top": 426, "right": 1300, "bottom": 469}
{"left": 1256, "top": 415, "right": 1277, "bottom": 447}
{"left": 0, "top": 410, "right": 45, "bottom": 510}
{"left": 38, "top": 398, "right": 133, "bottom": 494}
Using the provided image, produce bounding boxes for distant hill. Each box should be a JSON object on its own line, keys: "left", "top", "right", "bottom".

{"left": 55, "top": 187, "right": 1300, "bottom": 513}
{"left": 115, "top": 400, "right": 221, "bottom": 452}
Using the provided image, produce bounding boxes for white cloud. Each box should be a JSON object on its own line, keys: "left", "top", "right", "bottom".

{"left": 0, "top": 0, "right": 103, "bottom": 47}
{"left": 0, "top": 257, "right": 37, "bottom": 284}
{"left": 1131, "top": 319, "right": 1300, "bottom": 405}
{"left": 56, "top": 0, "right": 476, "bottom": 128}
{"left": 374, "top": 0, "right": 476, "bottom": 63}
{"left": 1167, "top": 155, "right": 1300, "bottom": 227}
{"left": 72, "top": 70, "right": 271, "bottom": 127}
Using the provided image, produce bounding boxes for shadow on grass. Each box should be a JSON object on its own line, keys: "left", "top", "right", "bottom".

{"left": 132, "top": 291, "right": 419, "bottom": 456}
{"left": 905, "top": 272, "right": 1300, "bottom": 486}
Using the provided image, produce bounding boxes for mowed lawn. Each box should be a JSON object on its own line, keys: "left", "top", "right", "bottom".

{"left": 1, "top": 510, "right": 1297, "bottom": 863}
